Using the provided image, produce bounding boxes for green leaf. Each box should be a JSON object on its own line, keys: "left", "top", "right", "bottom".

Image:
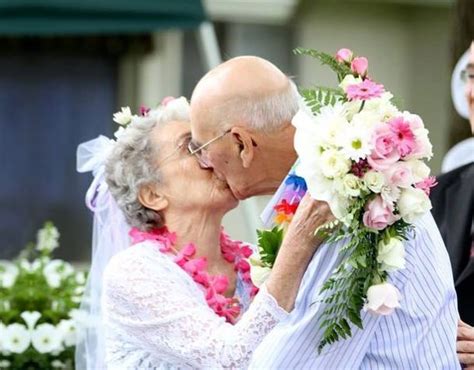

{"left": 294, "top": 47, "right": 352, "bottom": 81}
{"left": 256, "top": 227, "right": 284, "bottom": 267}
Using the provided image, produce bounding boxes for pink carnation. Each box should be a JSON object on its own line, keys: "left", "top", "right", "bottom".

{"left": 346, "top": 79, "right": 385, "bottom": 101}
{"left": 415, "top": 176, "right": 438, "bottom": 196}
{"left": 388, "top": 117, "right": 416, "bottom": 157}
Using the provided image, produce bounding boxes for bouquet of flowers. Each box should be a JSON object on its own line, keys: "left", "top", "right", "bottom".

{"left": 0, "top": 222, "right": 87, "bottom": 369}
{"left": 251, "top": 48, "right": 437, "bottom": 352}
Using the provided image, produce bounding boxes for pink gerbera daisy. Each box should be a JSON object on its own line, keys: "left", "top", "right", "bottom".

{"left": 388, "top": 117, "right": 416, "bottom": 157}
{"left": 346, "top": 79, "right": 385, "bottom": 101}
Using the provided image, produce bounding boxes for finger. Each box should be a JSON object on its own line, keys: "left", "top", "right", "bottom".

{"left": 458, "top": 327, "right": 474, "bottom": 340}
{"left": 460, "top": 320, "right": 473, "bottom": 329}
{"left": 458, "top": 353, "right": 474, "bottom": 364}
{"left": 457, "top": 340, "right": 474, "bottom": 353}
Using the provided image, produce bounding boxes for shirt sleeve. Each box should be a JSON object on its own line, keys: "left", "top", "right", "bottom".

{"left": 102, "top": 245, "right": 288, "bottom": 369}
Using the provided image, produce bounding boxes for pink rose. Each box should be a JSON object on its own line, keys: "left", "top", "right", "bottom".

{"left": 367, "top": 124, "right": 400, "bottom": 171}
{"left": 335, "top": 48, "right": 353, "bottom": 63}
{"left": 383, "top": 162, "right": 413, "bottom": 188}
{"left": 363, "top": 196, "right": 398, "bottom": 231}
{"left": 364, "top": 283, "right": 401, "bottom": 315}
{"left": 351, "top": 57, "right": 369, "bottom": 77}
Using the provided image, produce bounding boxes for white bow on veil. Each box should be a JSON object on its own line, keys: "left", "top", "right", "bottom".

{"left": 75, "top": 135, "right": 130, "bottom": 370}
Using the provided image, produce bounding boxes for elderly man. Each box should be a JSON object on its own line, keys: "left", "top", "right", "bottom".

{"left": 189, "top": 56, "right": 469, "bottom": 368}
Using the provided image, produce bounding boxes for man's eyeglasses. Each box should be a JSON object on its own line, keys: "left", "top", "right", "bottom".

{"left": 187, "top": 129, "right": 231, "bottom": 167}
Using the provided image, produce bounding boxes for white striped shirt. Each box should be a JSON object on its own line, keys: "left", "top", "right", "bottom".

{"left": 249, "top": 212, "right": 460, "bottom": 369}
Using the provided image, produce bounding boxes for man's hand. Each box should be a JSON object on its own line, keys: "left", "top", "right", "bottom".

{"left": 285, "top": 193, "right": 336, "bottom": 251}
{"left": 458, "top": 320, "right": 474, "bottom": 369}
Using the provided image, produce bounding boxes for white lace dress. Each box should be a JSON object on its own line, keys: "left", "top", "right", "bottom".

{"left": 101, "top": 240, "right": 288, "bottom": 369}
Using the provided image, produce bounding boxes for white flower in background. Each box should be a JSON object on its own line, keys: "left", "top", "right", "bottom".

{"left": 75, "top": 271, "right": 86, "bottom": 285}
{"left": 43, "top": 260, "right": 74, "bottom": 289}
{"left": 31, "top": 323, "right": 62, "bottom": 354}
{"left": 336, "top": 174, "right": 365, "bottom": 198}
{"left": 58, "top": 319, "right": 77, "bottom": 347}
{"left": 0, "top": 360, "right": 10, "bottom": 368}
{"left": 20, "top": 311, "right": 41, "bottom": 330}
{"left": 51, "top": 360, "right": 66, "bottom": 368}
{"left": 319, "top": 149, "right": 351, "bottom": 179}
{"left": 112, "top": 107, "right": 132, "bottom": 125}
{"left": 340, "top": 125, "right": 373, "bottom": 161}
{"left": 339, "top": 74, "right": 362, "bottom": 92}
{"left": 0, "top": 261, "right": 19, "bottom": 288}
{"left": 377, "top": 238, "right": 406, "bottom": 271}
{"left": 36, "top": 223, "right": 60, "bottom": 252}
{"left": 397, "top": 187, "right": 432, "bottom": 223}
{"left": 404, "top": 159, "right": 430, "bottom": 183}
{"left": 0, "top": 322, "right": 6, "bottom": 351}
{"left": 19, "top": 259, "right": 41, "bottom": 273}
{"left": 363, "top": 171, "right": 386, "bottom": 193}
{"left": 3, "top": 323, "right": 30, "bottom": 353}
{"left": 364, "top": 283, "right": 401, "bottom": 315}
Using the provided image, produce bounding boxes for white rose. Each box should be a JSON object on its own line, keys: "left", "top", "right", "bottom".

{"left": 112, "top": 107, "right": 132, "bottom": 126}
{"left": 3, "top": 323, "right": 30, "bottom": 354}
{"left": 363, "top": 171, "right": 386, "bottom": 193}
{"left": 404, "top": 159, "right": 430, "bottom": 183}
{"left": 337, "top": 174, "right": 364, "bottom": 197}
{"left": 339, "top": 74, "right": 362, "bottom": 92}
{"left": 364, "top": 283, "right": 401, "bottom": 315}
{"left": 364, "top": 92, "right": 399, "bottom": 122}
{"left": 377, "top": 238, "right": 406, "bottom": 271}
{"left": 31, "top": 323, "right": 62, "bottom": 354}
{"left": 397, "top": 187, "right": 432, "bottom": 223}
{"left": 319, "top": 149, "right": 351, "bottom": 179}
{"left": 250, "top": 265, "right": 271, "bottom": 288}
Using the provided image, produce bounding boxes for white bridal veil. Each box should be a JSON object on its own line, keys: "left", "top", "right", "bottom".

{"left": 75, "top": 135, "right": 130, "bottom": 370}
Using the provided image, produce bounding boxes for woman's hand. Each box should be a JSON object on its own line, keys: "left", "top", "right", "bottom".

{"left": 458, "top": 320, "right": 474, "bottom": 369}
{"left": 266, "top": 194, "right": 335, "bottom": 312}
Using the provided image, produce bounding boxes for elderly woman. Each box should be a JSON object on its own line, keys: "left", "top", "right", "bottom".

{"left": 98, "top": 97, "right": 332, "bottom": 369}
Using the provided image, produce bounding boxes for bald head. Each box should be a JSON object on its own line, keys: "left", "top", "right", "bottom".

{"left": 191, "top": 56, "right": 300, "bottom": 133}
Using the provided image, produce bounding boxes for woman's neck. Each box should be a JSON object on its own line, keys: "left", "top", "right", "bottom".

{"left": 164, "top": 208, "right": 225, "bottom": 267}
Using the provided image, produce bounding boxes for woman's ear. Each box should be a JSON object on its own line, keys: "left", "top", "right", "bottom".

{"left": 138, "top": 184, "right": 169, "bottom": 212}
{"left": 230, "top": 127, "right": 255, "bottom": 169}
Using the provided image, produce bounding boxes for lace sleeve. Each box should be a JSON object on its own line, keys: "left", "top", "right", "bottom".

{"left": 102, "top": 244, "right": 288, "bottom": 369}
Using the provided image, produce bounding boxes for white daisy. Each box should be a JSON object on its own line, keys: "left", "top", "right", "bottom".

{"left": 340, "top": 125, "right": 373, "bottom": 161}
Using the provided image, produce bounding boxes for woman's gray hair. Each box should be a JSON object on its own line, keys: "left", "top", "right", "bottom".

{"left": 105, "top": 98, "right": 190, "bottom": 231}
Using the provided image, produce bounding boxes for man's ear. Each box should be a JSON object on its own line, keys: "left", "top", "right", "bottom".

{"left": 138, "top": 184, "right": 169, "bottom": 212}
{"left": 231, "top": 127, "right": 256, "bottom": 169}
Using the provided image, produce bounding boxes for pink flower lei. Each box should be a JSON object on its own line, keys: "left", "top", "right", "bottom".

{"left": 129, "top": 226, "right": 258, "bottom": 324}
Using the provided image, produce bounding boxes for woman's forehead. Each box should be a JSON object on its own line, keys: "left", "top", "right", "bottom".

{"left": 153, "top": 120, "right": 190, "bottom": 145}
